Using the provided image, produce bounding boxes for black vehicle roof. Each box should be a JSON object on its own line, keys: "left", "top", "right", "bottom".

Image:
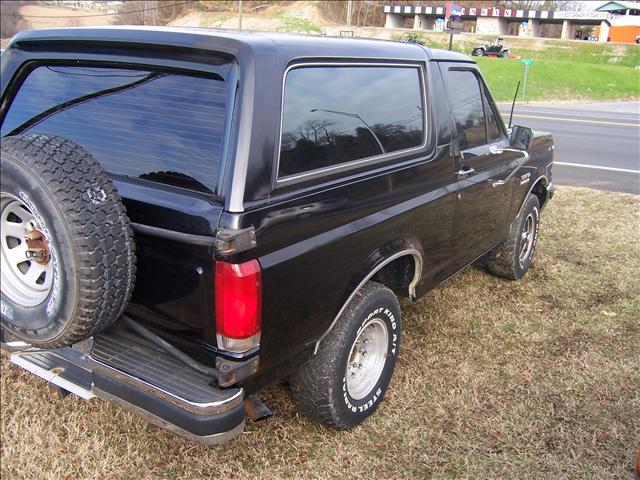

{"left": 10, "top": 26, "right": 472, "bottom": 64}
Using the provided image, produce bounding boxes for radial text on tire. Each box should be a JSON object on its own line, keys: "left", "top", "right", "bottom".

{"left": 290, "top": 281, "right": 401, "bottom": 429}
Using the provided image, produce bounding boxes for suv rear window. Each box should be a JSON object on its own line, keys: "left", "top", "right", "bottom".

{"left": 1, "top": 66, "right": 227, "bottom": 194}
{"left": 279, "top": 65, "right": 425, "bottom": 180}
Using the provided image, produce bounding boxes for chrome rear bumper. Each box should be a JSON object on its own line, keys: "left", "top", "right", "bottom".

{"left": 5, "top": 326, "right": 245, "bottom": 445}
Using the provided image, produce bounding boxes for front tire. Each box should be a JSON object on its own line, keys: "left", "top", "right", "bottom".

{"left": 472, "top": 48, "right": 484, "bottom": 57}
{"left": 290, "top": 282, "right": 401, "bottom": 429}
{"left": 484, "top": 194, "right": 540, "bottom": 280}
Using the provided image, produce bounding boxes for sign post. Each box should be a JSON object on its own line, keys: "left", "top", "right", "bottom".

{"left": 520, "top": 59, "right": 534, "bottom": 101}
{"left": 445, "top": 2, "right": 463, "bottom": 50}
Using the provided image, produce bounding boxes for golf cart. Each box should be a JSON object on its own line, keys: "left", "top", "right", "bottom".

{"left": 472, "top": 37, "right": 510, "bottom": 57}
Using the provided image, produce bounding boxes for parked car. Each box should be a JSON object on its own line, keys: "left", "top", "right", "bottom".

{"left": 472, "top": 37, "right": 510, "bottom": 57}
{"left": 0, "top": 27, "right": 555, "bottom": 445}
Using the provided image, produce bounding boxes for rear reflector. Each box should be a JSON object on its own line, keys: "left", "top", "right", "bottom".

{"left": 215, "top": 260, "right": 262, "bottom": 353}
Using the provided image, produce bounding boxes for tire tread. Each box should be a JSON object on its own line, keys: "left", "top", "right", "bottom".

{"left": 1, "top": 134, "right": 136, "bottom": 347}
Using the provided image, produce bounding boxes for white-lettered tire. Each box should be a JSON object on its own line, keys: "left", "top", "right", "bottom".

{"left": 1, "top": 134, "right": 136, "bottom": 348}
{"left": 484, "top": 194, "right": 540, "bottom": 280}
{"left": 290, "top": 281, "right": 401, "bottom": 429}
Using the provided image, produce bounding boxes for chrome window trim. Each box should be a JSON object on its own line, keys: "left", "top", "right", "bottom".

{"left": 313, "top": 248, "right": 423, "bottom": 354}
{"left": 275, "top": 61, "right": 430, "bottom": 186}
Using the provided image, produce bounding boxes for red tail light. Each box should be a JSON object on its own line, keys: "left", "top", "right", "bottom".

{"left": 215, "top": 260, "right": 262, "bottom": 352}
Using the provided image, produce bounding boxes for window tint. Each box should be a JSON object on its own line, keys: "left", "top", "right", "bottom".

{"left": 483, "top": 89, "right": 502, "bottom": 141}
{"left": 279, "top": 66, "right": 425, "bottom": 179}
{"left": 2, "top": 66, "right": 228, "bottom": 193}
{"left": 447, "top": 70, "right": 486, "bottom": 149}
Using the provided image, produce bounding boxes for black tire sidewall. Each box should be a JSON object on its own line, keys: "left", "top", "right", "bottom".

{"left": 334, "top": 289, "right": 401, "bottom": 425}
{"left": 1, "top": 158, "right": 78, "bottom": 342}
{"left": 514, "top": 196, "right": 540, "bottom": 277}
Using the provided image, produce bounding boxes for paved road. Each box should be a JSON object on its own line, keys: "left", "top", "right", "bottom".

{"left": 498, "top": 101, "right": 640, "bottom": 195}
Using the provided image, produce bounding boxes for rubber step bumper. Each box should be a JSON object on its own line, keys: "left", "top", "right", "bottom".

{"left": 7, "top": 327, "right": 245, "bottom": 445}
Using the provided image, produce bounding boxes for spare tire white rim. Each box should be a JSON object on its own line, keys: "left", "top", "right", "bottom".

{"left": 1, "top": 193, "right": 54, "bottom": 307}
{"left": 346, "top": 318, "right": 389, "bottom": 401}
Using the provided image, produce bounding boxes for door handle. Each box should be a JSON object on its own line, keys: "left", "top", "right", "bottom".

{"left": 457, "top": 167, "right": 475, "bottom": 179}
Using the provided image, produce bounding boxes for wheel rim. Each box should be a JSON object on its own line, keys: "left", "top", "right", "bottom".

{"left": 519, "top": 213, "right": 535, "bottom": 266}
{"left": 1, "top": 194, "right": 54, "bottom": 307}
{"left": 346, "top": 318, "right": 389, "bottom": 400}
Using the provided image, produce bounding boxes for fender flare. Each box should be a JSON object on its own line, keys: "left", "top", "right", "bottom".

{"left": 516, "top": 175, "right": 549, "bottom": 218}
{"left": 313, "top": 244, "right": 423, "bottom": 354}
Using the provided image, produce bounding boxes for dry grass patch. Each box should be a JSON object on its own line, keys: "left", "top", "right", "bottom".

{"left": 2, "top": 186, "right": 639, "bottom": 479}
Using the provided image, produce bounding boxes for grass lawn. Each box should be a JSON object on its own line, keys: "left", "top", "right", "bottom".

{"left": 416, "top": 33, "right": 640, "bottom": 68}
{"left": 476, "top": 57, "right": 640, "bottom": 102}
{"left": 1, "top": 187, "right": 639, "bottom": 479}
{"left": 405, "top": 32, "right": 640, "bottom": 102}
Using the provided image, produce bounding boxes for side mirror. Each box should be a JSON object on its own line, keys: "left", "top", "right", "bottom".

{"left": 509, "top": 125, "right": 533, "bottom": 150}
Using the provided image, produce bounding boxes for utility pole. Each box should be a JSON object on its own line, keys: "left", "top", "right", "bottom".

{"left": 346, "top": 0, "right": 353, "bottom": 28}
{"left": 239, "top": 0, "right": 243, "bottom": 30}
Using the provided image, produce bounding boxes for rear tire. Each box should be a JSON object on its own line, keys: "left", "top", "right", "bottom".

{"left": 290, "top": 282, "right": 401, "bottom": 429}
{"left": 1, "top": 134, "right": 136, "bottom": 348}
{"left": 484, "top": 194, "right": 540, "bottom": 280}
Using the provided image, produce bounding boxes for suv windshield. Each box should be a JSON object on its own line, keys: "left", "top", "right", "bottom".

{"left": 1, "top": 65, "right": 228, "bottom": 194}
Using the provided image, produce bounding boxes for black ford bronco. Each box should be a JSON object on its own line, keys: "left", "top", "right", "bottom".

{"left": 0, "top": 27, "right": 554, "bottom": 444}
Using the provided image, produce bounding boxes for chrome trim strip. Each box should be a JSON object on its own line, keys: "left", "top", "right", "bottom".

{"left": 216, "top": 332, "right": 260, "bottom": 353}
{"left": 517, "top": 175, "right": 549, "bottom": 217}
{"left": 94, "top": 388, "right": 245, "bottom": 445}
{"left": 10, "top": 353, "right": 95, "bottom": 400}
{"left": 90, "top": 357, "right": 244, "bottom": 415}
{"left": 1, "top": 341, "right": 33, "bottom": 354}
{"left": 314, "top": 248, "right": 423, "bottom": 354}
{"left": 275, "top": 61, "right": 430, "bottom": 186}
{"left": 227, "top": 61, "right": 256, "bottom": 213}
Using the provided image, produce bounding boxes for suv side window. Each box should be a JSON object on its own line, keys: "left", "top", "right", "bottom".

{"left": 1, "top": 65, "right": 228, "bottom": 194}
{"left": 446, "top": 69, "right": 486, "bottom": 150}
{"left": 278, "top": 65, "right": 425, "bottom": 180}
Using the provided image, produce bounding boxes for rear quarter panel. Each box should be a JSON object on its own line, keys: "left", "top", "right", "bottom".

{"left": 230, "top": 61, "right": 459, "bottom": 388}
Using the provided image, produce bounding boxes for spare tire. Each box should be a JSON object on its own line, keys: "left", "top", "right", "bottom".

{"left": 1, "top": 134, "right": 136, "bottom": 348}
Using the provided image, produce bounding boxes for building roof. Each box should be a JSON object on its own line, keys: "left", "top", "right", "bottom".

{"left": 595, "top": 1, "right": 640, "bottom": 13}
{"left": 9, "top": 26, "right": 472, "bottom": 64}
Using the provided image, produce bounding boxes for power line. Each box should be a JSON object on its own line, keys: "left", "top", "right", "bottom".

{"left": 0, "top": 0, "right": 196, "bottom": 18}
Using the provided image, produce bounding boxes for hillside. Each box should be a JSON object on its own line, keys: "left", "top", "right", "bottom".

{"left": 170, "top": 1, "right": 326, "bottom": 32}
{"left": 3, "top": 1, "right": 638, "bottom": 102}
{"left": 18, "top": 3, "right": 116, "bottom": 29}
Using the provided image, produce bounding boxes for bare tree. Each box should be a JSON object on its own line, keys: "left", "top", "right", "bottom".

{"left": 1, "top": 1, "right": 29, "bottom": 39}
{"left": 114, "top": 0, "right": 190, "bottom": 26}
